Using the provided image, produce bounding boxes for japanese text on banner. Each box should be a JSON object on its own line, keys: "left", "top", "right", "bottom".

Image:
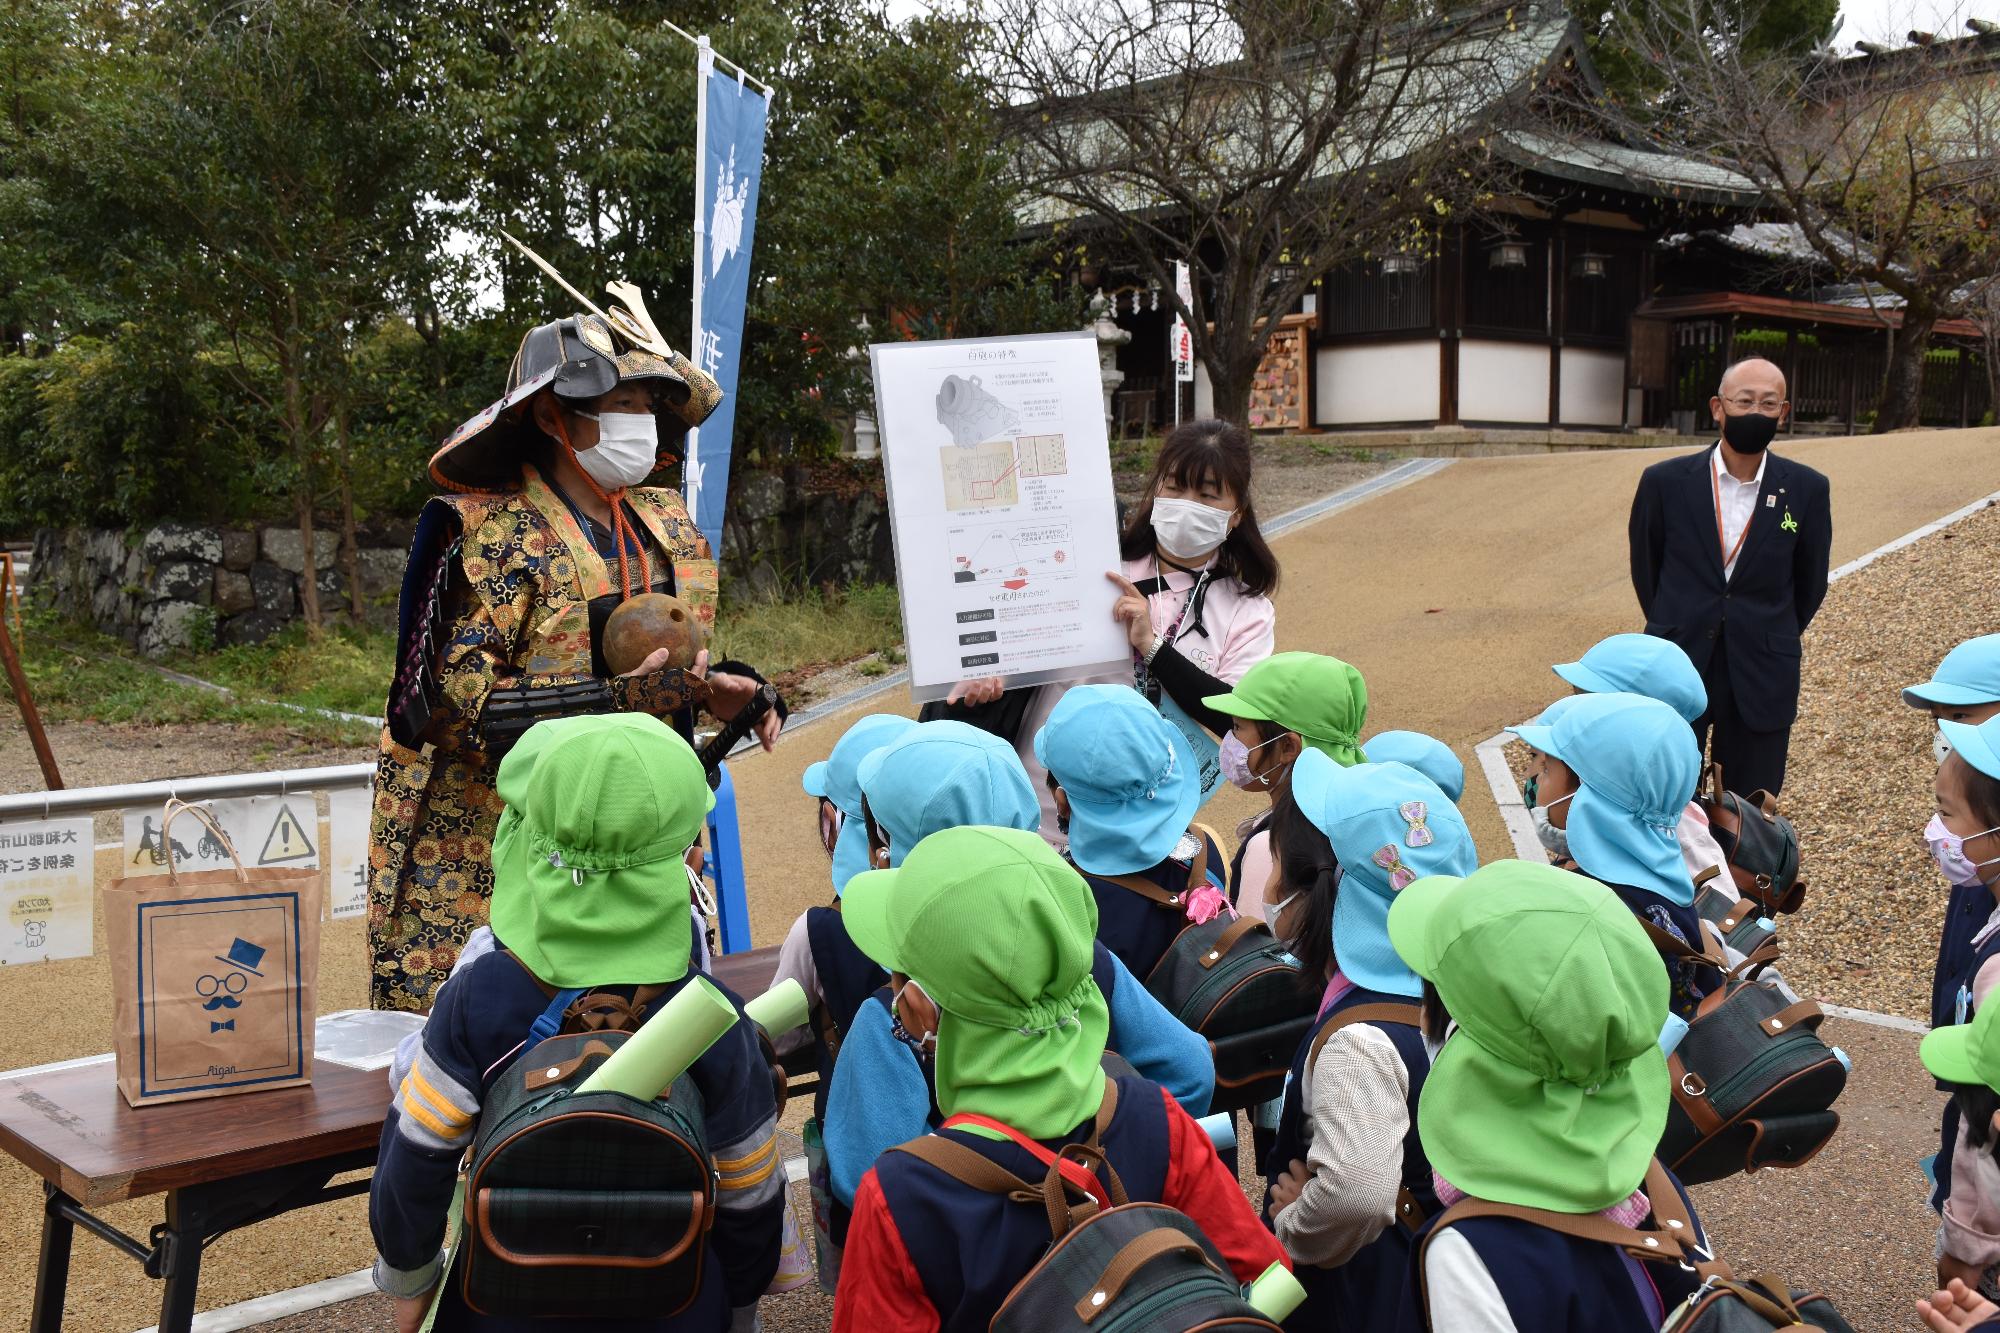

{"left": 0, "top": 818, "right": 95, "bottom": 964}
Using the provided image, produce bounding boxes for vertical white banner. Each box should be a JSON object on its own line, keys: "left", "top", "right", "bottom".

{"left": 325, "top": 788, "right": 372, "bottom": 921}
{"left": 0, "top": 818, "right": 94, "bottom": 964}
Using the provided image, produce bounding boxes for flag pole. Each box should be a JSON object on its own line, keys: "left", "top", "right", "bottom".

{"left": 687, "top": 35, "right": 713, "bottom": 526}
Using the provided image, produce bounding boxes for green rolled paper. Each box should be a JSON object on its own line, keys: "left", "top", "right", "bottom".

{"left": 575, "top": 975, "right": 740, "bottom": 1099}
{"left": 1245, "top": 1261, "right": 1307, "bottom": 1323}
{"left": 744, "top": 978, "right": 809, "bottom": 1039}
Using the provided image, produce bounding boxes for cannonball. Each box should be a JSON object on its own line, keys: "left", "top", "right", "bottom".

{"left": 602, "top": 592, "right": 705, "bottom": 675}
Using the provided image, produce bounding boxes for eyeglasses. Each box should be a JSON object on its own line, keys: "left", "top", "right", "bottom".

{"left": 1721, "top": 395, "right": 1785, "bottom": 412}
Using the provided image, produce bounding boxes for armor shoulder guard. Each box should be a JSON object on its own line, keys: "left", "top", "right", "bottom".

{"left": 386, "top": 499, "right": 467, "bottom": 749}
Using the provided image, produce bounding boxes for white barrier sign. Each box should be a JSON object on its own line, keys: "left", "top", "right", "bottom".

{"left": 121, "top": 795, "right": 322, "bottom": 877}
{"left": 326, "top": 788, "right": 372, "bottom": 920}
{"left": 870, "top": 331, "right": 1128, "bottom": 700}
{"left": 0, "top": 818, "right": 94, "bottom": 964}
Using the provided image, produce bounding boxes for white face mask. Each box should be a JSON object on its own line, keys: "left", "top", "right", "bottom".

{"left": 1219, "top": 731, "right": 1290, "bottom": 790}
{"left": 1150, "top": 496, "right": 1233, "bottom": 561}
{"left": 573, "top": 410, "right": 660, "bottom": 490}
{"left": 1936, "top": 727, "right": 1954, "bottom": 766}
{"left": 1533, "top": 791, "right": 1573, "bottom": 858}
{"left": 1927, "top": 813, "right": 2000, "bottom": 887}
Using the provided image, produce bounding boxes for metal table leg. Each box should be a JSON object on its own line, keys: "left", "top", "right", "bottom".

{"left": 29, "top": 1182, "right": 75, "bottom": 1333}
{"left": 154, "top": 1190, "right": 202, "bottom": 1333}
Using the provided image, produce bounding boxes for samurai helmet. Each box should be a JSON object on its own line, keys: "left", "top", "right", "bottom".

{"left": 428, "top": 235, "right": 724, "bottom": 492}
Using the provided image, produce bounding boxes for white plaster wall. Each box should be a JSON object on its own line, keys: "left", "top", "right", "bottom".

{"left": 1459, "top": 341, "right": 1552, "bottom": 423}
{"left": 1558, "top": 348, "right": 1626, "bottom": 426}
{"left": 1313, "top": 341, "right": 1440, "bottom": 425}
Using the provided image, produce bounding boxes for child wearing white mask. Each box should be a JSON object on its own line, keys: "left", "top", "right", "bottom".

{"left": 1927, "top": 715, "right": 2000, "bottom": 1299}
{"left": 950, "top": 420, "right": 1280, "bottom": 845}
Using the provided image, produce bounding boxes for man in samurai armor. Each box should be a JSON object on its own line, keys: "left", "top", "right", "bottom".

{"left": 367, "top": 285, "right": 784, "bottom": 1012}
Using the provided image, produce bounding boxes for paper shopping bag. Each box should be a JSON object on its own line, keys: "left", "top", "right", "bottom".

{"left": 104, "top": 799, "right": 323, "bottom": 1107}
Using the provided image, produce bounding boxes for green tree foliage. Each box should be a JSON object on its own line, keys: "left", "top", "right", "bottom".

{"left": 0, "top": 0, "right": 1065, "bottom": 557}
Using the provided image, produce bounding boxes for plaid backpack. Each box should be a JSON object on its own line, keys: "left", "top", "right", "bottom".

{"left": 1418, "top": 1159, "right": 1854, "bottom": 1332}
{"left": 891, "top": 1079, "right": 1278, "bottom": 1333}
{"left": 1696, "top": 763, "right": 1807, "bottom": 916}
{"left": 457, "top": 980, "right": 716, "bottom": 1320}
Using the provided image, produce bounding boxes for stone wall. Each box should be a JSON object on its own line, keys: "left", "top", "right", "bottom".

{"left": 720, "top": 462, "right": 894, "bottom": 601}
{"left": 28, "top": 522, "right": 405, "bottom": 656}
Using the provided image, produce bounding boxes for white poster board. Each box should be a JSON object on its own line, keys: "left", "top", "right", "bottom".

{"left": 871, "top": 332, "right": 1129, "bottom": 701}
{"left": 325, "top": 788, "right": 372, "bottom": 920}
{"left": 0, "top": 818, "right": 94, "bottom": 965}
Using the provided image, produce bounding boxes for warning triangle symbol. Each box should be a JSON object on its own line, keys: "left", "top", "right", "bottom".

{"left": 258, "top": 801, "right": 317, "bottom": 865}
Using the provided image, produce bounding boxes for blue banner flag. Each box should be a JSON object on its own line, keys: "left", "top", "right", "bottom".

{"left": 686, "top": 49, "right": 771, "bottom": 558}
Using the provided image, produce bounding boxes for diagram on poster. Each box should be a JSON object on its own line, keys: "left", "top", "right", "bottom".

{"left": 872, "top": 332, "right": 1128, "bottom": 698}
{"left": 121, "top": 795, "right": 322, "bottom": 877}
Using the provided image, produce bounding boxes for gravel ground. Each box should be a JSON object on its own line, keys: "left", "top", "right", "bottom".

{"left": 1779, "top": 500, "right": 2000, "bottom": 1018}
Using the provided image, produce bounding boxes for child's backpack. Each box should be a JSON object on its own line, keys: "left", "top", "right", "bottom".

{"left": 457, "top": 978, "right": 717, "bottom": 1320}
{"left": 1417, "top": 1159, "right": 1855, "bottom": 1332}
{"left": 1694, "top": 869, "right": 1776, "bottom": 957}
{"left": 1102, "top": 826, "right": 1315, "bottom": 1107}
{"left": 1696, "top": 763, "right": 1807, "bottom": 916}
{"left": 1145, "top": 912, "right": 1313, "bottom": 1108}
{"left": 891, "top": 1079, "right": 1278, "bottom": 1332}
{"left": 1648, "top": 934, "right": 1846, "bottom": 1185}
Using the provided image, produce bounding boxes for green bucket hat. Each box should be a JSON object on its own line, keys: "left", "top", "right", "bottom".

{"left": 1387, "top": 859, "right": 1670, "bottom": 1213}
{"left": 491, "top": 713, "right": 716, "bottom": 990}
{"left": 1203, "top": 651, "right": 1368, "bottom": 766}
{"left": 842, "top": 825, "right": 1110, "bottom": 1139}
{"left": 1923, "top": 994, "right": 2000, "bottom": 1089}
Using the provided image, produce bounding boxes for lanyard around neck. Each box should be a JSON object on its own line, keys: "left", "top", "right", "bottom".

{"left": 1710, "top": 459, "right": 1753, "bottom": 573}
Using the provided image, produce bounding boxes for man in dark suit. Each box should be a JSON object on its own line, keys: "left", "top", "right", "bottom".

{"left": 1628, "top": 356, "right": 1832, "bottom": 797}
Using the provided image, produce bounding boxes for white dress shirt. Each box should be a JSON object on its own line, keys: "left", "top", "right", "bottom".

{"left": 1712, "top": 444, "right": 1766, "bottom": 580}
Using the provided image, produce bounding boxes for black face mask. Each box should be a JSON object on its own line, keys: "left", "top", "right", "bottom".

{"left": 1722, "top": 409, "right": 1780, "bottom": 453}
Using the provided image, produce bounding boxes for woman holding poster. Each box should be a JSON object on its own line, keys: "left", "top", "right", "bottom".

{"left": 949, "top": 418, "right": 1280, "bottom": 840}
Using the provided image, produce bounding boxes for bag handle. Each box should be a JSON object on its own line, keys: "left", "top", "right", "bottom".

{"left": 936, "top": 1077, "right": 1125, "bottom": 1238}
{"left": 1308, "top": 1002, "right": 1423, "bottom": 1072}
{"left": 1074, "top": 1227, "right": 1220, "bottom": 1323}
{"left": 1197, "top": 914, "right": 1266, "bottom": 970}
{"left": 1641, "top": 919, "right": 1727, "bottom": 971}
{"left": 161, "top": 798, "right": 250, "bottom": 883}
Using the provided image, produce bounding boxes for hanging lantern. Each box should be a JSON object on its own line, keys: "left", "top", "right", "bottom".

{"left": 1488, "top": 239, "right": 1529, "bottom": 270}
{"left": 1573, "top": 251, "right": 1610, "bottom": 280}
{"left": 1380, "top": 253, "right": 1423, "bottom": 276}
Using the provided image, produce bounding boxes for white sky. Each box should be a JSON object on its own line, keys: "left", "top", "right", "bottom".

{"left": 1838, "top": 0, "right": 1993, "bottom": 43}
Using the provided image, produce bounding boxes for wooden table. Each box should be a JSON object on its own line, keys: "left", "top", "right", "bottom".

{"left": 0, "top": 1057, "right": 389, "bottom": 1333}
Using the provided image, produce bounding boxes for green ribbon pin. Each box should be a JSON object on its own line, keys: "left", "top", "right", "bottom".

{"left": 1781, "top": 509, "right": 1798, "bottom": 533}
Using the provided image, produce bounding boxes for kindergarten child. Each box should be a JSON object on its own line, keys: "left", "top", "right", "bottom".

{"left": 1205, "top": 651, "right": 1371, "bottom": 923}
{"left": 1923, "top": 991, "right": 2000, "bottom": 1328}
{"left": 821, "top": 720, "right": 1213, "bottom": 1209}
{"left": 369, "top": 713, "right": 783, "bottom": 1332}
{"left": 1036, "top": 684, "right": 1229, "bottom": 979}
{"left": 1509, "top": 691, "right": 1719, "bottom": 1016}
{"left": 1390, "top": 860, "right": 1712, "bottom": 1331}
{"left": 1551, "top": 632, "right": 1729, "bottom": 885}
{"left": 768, "top": 713, "right": 917, "bottom": 1084}
{"left": 830, "top": 826, "right": 1287, "bottom": 1333}
{"left": 1926, "top": 714, "right": 2000, "bottom": 1297}
{"left": 1263, "top": 755, "right": 1475, "bottom": 1331}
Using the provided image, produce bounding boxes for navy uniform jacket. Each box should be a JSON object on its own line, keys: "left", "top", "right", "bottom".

{"left": 1628, "top": 444, "right": 1831, "bottom": 729}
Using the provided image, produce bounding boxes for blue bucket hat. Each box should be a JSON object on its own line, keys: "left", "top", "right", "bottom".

{"left": 1360, "top": 731, "right": 1465, "bottom": 802}
{"left": 1942, "top": 715, "right": 2000, "bottom": 784}
{"left": 1291, "top": 753, "right": 1476, "bottom": 997}
{"left": 1509, "top": 692, "right": 1701, "bottom": 905}
{"left": 857, "top": 720, "right": 1039, "bottom": 867}
{"left": 1034, "top": 684, "right": 1202, "bottom": 877}
{"left": 1906, "top": 636, "right": 2000, "bottom": 710}
{"left": 1554, "top": 633, "right": 1707, "bottom": 724}
{"left": 805, "top": 713, "right": 919, "bottom": 894}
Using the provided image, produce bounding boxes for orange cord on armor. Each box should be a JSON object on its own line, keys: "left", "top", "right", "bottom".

{"left": 551, "top": 411, "right": 651, "bottom": 599}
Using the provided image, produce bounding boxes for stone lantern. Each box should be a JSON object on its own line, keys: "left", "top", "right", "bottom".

{"left": 1085, "top": 288, "right": 1132, "bottom": 434}
{"left": 846, "top": 314, "right": 879, "bottom": 459}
